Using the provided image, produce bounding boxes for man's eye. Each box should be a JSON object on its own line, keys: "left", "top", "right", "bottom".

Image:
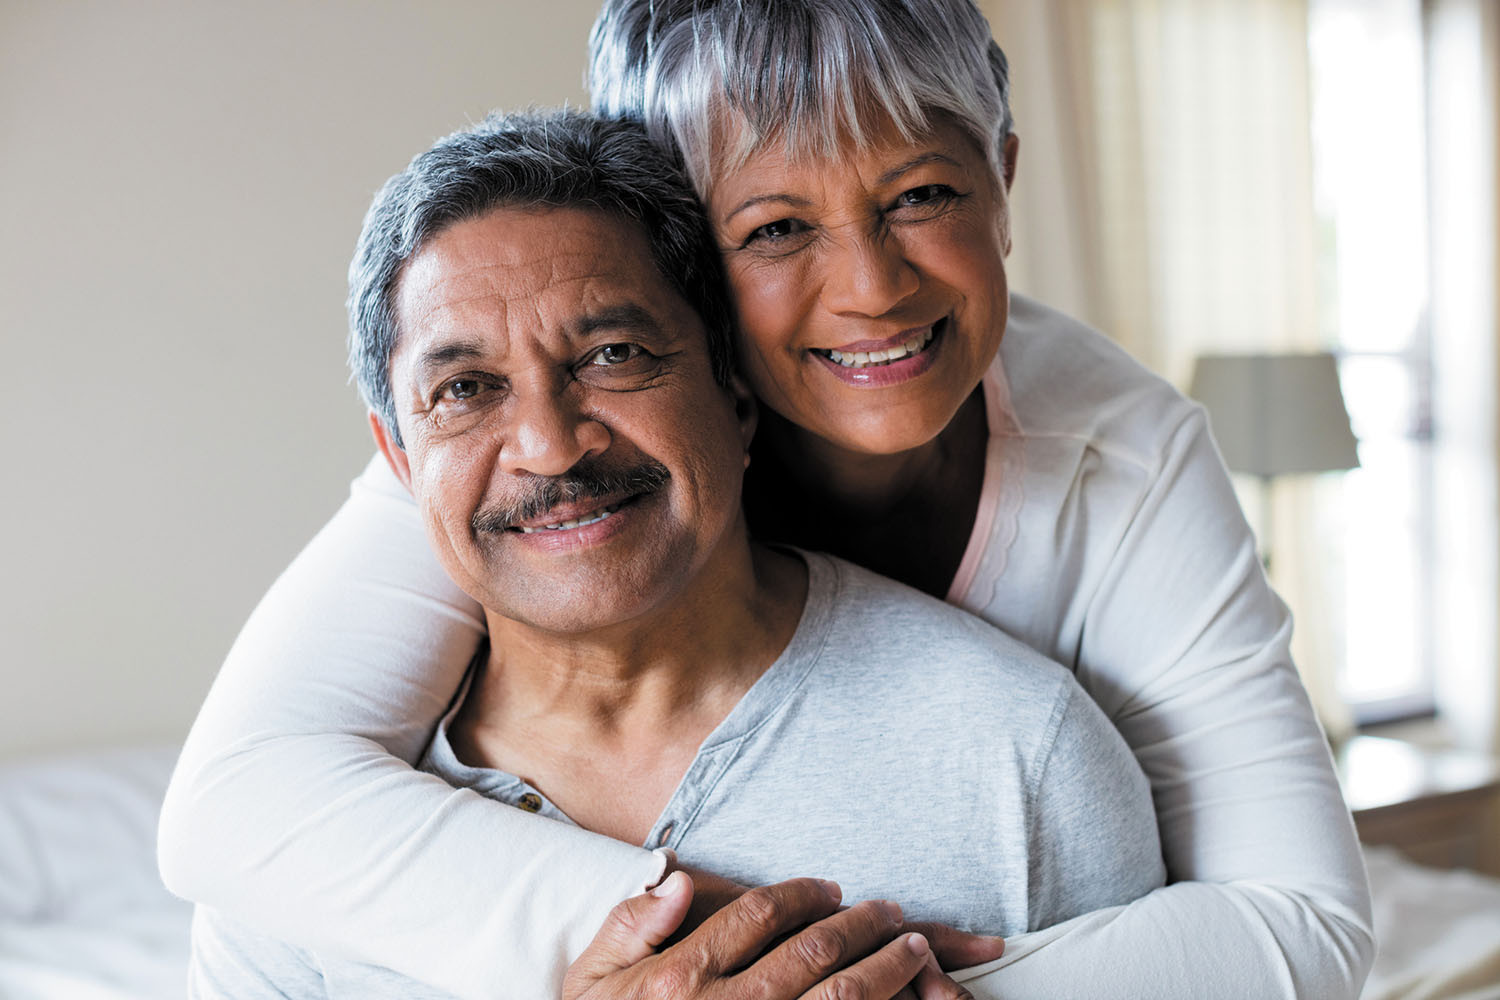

{"left": 439, "top": 378, "right": 487, "bottom": 402}
{"left": 589, "top": 343, "right": 644, "bottom": 366}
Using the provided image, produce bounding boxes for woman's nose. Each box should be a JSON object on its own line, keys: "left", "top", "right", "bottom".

{"left": 498, "top": 389, "right": 611, "bottom": 478}
{"left": 821, "top": 229, "right": 920, "bottom": 317}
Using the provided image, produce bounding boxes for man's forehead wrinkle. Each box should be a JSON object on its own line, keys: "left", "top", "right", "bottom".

{"left": 418, "top": 283, "right": 513, "bottom": 327}
{"left": 395, "top": 211, "right": 689, "bottom": 375}
{"left": 428, "top": 249, "right": 632, "bottom": 311}
{"left": 398, "top": 251, "right": 507, "bottom": 335}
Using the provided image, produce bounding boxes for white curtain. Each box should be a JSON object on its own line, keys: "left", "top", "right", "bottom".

{"left": 983, "top": 0, "right": 1352, "bottom": 737}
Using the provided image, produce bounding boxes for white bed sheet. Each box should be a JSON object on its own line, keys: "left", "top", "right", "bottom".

{"left": 0, "top": 906, "right": 191, "bottom": 1000}
{"left": 0, "top": 746, "right": 190, "bottom": 999}
{"left": 1362, "top": 845, "right": 1500, "bottom": 1000}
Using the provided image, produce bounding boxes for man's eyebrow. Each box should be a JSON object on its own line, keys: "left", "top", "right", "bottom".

{"left": 415, "top": 340, "right": 486, "bottom": 377}
{"left": 575, "top": 304, "right": 663, "bottom": 338}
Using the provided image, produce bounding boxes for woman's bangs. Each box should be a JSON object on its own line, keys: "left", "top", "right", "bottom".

{"left": 642, "top": 0, "right": 1006, "bottom": 197}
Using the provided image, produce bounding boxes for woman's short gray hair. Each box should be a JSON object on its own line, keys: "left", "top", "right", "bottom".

{"left": 587, "top": 0, "right": 1013, "bottom": 196}
{"left": 347, "top": 109, "right": 735, "bottom": 447}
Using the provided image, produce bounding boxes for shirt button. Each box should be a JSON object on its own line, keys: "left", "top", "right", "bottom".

{"left": 517, "top": 792, "right": 543, "bottom": 813}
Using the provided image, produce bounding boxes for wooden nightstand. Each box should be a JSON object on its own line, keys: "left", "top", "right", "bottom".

{"left": 1337, "top": 734, "right": 1500, "bottom": 876}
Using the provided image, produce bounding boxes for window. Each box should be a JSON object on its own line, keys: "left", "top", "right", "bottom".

{"left": 1308, "top": 0, "right": 1436, "bottom": 720}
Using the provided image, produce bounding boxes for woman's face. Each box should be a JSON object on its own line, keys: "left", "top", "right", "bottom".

{"left": 706, "top": 114, "right": 1017, "bottom": 457}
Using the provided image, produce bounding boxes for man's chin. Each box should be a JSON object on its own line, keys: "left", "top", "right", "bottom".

{"left": 474, "top": 556, "right": 689, "bottom": 638}
{"left": 482, "top": 597, "right": 664, "bottom": 639}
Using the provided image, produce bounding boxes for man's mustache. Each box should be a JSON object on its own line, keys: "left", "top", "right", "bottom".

{"left": 470, "top": 459, "right": 672, "bottom": 534}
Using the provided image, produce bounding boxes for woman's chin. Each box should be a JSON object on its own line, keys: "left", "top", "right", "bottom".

{"left": 790, "top": 409, "right": 959, "bottom": 461}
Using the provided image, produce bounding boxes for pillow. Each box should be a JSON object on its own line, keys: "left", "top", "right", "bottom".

{"left": 0, "top": 746, "right": 182, "bottom": 920}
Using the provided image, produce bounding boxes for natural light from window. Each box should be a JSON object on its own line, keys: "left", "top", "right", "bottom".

{"left": 1308, "top": 0, "right": 1434, "bottom": 715}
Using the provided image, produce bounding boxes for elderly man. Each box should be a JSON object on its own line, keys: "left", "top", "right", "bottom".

{"left": 187, "top": 110, "right": 1163, "bottom": 1000}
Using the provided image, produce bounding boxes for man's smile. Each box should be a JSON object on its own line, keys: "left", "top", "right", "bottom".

{"left": 471, "top": 460, "right": 671, "bottom": 538}
{"left": 513, "top": 498, "right": 628, "bottom": 533}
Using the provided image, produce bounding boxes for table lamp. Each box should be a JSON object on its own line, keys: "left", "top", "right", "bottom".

{"left": 1188, "top": 352, "right": 1361, "bottom": 563}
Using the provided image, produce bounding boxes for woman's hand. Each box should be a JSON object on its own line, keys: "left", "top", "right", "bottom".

{"left": 562, "top": 872, "right": 981, "bottom": 1000}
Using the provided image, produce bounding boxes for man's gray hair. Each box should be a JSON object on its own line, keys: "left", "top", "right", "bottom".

{"left": 587, "top": 0, "right": 1013, "bottom": 196}
{"left": 348, "top": 109, "right": 736, "bottom": 447}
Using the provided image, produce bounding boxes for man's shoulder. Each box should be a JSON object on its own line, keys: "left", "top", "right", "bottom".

{"left": 806, "top": 552, "right": 1076, "bottom": 705}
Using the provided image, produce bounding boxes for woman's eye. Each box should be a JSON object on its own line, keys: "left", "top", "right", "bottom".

{"left": 898, "top": 184, "right": 956, "bottom": 208}
{"left": 747, "top": 218, "right": 808, "bottom": 244}
{"left": 589, "top": 343, "right": 644, "bottom": 366}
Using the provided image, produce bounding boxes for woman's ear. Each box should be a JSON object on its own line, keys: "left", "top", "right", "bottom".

{"left": 370, "top": 411, "right": 413, "bottom": 491}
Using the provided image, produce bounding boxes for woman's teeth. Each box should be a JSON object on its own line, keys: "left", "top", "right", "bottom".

{"left": 517, "top": 503, "right": 620, "bottom": 533}
{"left": 823, "top": 326, "right": 936, "bottom": 369}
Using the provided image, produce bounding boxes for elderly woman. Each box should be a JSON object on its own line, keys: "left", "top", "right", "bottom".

{"left": 159, "top": 0, "right": 1375, "bottom": 997}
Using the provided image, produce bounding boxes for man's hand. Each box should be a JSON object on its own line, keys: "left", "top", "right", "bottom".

{"left": 663, "top": 857, "right": 1002, "bottom": 971}
{"left": 562, "top": 873, "right": 979, "bottom": 1000}
{"left": 903, "top": 921, "right": 1006, "bottom": 971}
{"left": 663, "top": 854, "right": 1004, "bottom": 972}
{"left": 664, "top": 858, "right": 749, "bottom": 944}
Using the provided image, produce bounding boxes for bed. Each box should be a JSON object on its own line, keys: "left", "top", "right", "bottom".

{"left": 2, "top": 745, "right": 1497, "bottom": 999}
{"left": 0, "top": 747, "right": 189, "bottom": 999}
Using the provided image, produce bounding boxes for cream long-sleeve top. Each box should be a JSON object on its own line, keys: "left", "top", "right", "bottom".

{"left": 158, "top": 294, "right": 1374, "bottom": 999}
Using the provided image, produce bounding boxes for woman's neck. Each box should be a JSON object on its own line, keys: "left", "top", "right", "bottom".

{"left": 746, "top": 388, "right": 990, "bottom": 598}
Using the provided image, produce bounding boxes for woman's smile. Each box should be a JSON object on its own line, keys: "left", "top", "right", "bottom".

{"left": 810, "top": 317, "right": 945, "bottom": 387}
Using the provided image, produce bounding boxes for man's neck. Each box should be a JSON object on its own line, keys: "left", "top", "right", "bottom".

{"left": 448, "top": 539, "right": 807, "bottom": 844}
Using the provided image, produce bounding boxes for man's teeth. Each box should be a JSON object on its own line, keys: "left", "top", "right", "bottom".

{"left": 824, "top": 327, "right": 936, "bottom": 368}
{"left": 517, "top": 503, "right": 620, "bottom": 533}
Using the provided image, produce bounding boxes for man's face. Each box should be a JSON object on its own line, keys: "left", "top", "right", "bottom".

{"left": 375, "top": 205, "right": 755, "bottom": 635}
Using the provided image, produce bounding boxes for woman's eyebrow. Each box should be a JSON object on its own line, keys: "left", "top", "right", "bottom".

{"left": 720, "top": 153, "right": 963, "bottom": 224}
{"left": 722, "top": 192, "right": 813, "bottom": 225}
{"left": 877, "top": 152, "right": 961, "bottom": 186}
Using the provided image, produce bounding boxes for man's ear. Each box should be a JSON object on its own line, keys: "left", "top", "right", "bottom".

{"left": 370, "top": 411, "right": 413, "bottom": 491}
{"left": 1002, "top": 132, "right": 1019, "bottom": 193}
{"left": 728, "top": 374, "right": 758, "bottom": 466}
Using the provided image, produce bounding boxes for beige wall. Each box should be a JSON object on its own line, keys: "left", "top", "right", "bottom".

{"left": 0, "top": 0, "right": 599, "bottom": 761}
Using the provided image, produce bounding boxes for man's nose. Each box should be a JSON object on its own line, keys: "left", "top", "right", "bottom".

{"left": 498, "top": 387, "right": 610, "bottom": 478}
{"left": 821, "top": 227, "right": 920, "bottom": 317}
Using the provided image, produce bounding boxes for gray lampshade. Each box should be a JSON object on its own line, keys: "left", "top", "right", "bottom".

{"left": 1189, "top": 353, "right": 1360, "bottom": 477}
